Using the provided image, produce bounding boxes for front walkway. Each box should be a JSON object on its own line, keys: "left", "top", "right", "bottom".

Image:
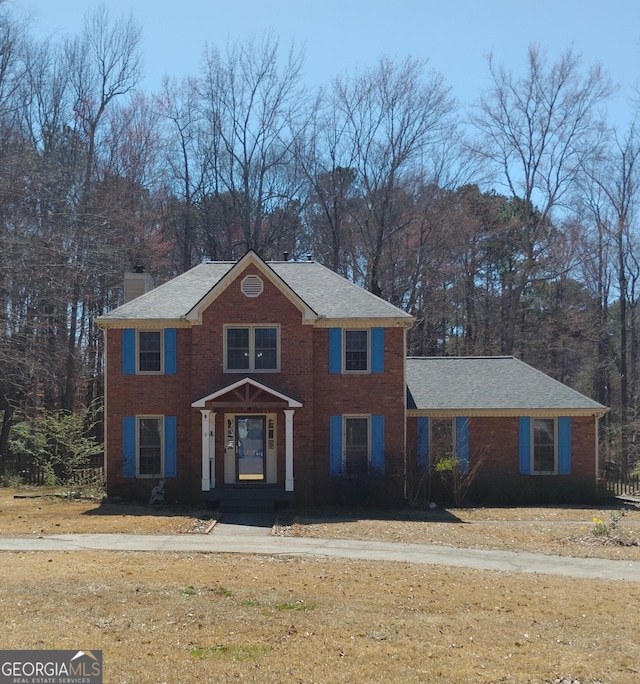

{"left": 0, "top": 528, "right": 638, "bottom": 581}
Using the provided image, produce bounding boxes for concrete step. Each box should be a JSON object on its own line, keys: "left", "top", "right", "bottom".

{"left": 219, "top": 499, "right": 276, "bottom": 514}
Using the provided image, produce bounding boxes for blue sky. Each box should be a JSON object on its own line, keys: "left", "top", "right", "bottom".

{"left": 25, "top": 0, "right": 640, "bottom": 129}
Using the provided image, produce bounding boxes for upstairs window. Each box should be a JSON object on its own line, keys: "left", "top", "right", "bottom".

{"left": 122, "top": 329, "right": 176, "bottom": 375}
{"left": 329, "top": 327, "right": 384, "bottom": 374}
{"left": 345, "top": 330, "right": 368, "bottom": 372}
{"left": 225, "top": 325, "right": 279, "bottom": 372}
{"left": 227, "top": 328, "right": 250, "bottom": 370}
{"left": 138, "top": 331, "right": 161, "bottom": 372}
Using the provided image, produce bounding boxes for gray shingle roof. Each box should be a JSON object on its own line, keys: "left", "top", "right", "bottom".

{"left": 406, "top": 357, "right": 606, "bottom": 414}
{"left": 98, "top": 258, "right": 412, "bottom": 323}
{"left": 272, "top": 261, "right": 411, "bottom": 320}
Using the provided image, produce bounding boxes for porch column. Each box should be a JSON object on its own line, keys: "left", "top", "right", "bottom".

{"left": 201, "top": 410, "right": 216, "bottom": 491}
{"left": 284, "top": 409, "right": 294, "bottom": 492}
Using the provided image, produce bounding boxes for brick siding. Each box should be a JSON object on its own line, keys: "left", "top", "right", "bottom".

{"left": 407, "top": 415, "right": 598, "bottom": 480}
{"left": 104, "top": 264, "right": 408, "bottom": 505}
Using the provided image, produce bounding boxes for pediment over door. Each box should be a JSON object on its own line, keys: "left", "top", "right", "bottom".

{"left": 191, "top": 377, "right": 303, "bottom": 410}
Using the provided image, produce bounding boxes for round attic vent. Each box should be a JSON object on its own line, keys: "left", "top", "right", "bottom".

{"left": 241, "top": 274, "right": 264, "bottom": 297}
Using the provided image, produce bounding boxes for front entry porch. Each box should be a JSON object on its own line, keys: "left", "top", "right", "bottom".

{"left": 202, "top": 485, "right": 294, "bottom": 512}
{"left": 191, "top": 377, "right": 303, "bottom": 512}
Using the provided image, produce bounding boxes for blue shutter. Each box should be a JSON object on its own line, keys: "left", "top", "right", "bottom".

{"left": 122, "top": 329, "right": 136, "bottom": 374}
{"left": 416, "top": 417, "right": 430, "bottom": 471}
{"left": 371, "top": 328, "right": 384, "bottom": 373}
{"left": 330, "top": 416, "right": 343, "bottom": 476}
{"left": 164, "top": 416, "right": 177, "bottom": 477}
{"left": 122, "top": 416, "right": 136, "bottom": 478}
{"left": 456, "top": 417, "right": 469, "bottom": 474}
{"left": 164, "top": 329, "right": 177, "bottom": 374}
{"left": 329, "top": 328, "right": 342, "bottom": 373}
{"left": 519, "top": 417, "right": 531, "bottom": 474}
{"left": 371, "top": 416, "right": 385, "bottom": 474}
{"left": 558, "top": 416, "right": 571, "bottom": 475}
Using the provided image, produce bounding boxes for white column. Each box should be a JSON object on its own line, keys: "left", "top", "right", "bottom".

{"left": 201, "top": 410, "right": 211, "bottom": 491}
{"left": 210, "top": 411, "right": 216, "bottom": 489}
{"left": 284, "top": 409, "right": 295, "bottom": 492}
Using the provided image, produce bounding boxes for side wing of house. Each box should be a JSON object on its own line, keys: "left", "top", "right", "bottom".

{"left": 406, "top": 357, "right": 608, "bottom": 503}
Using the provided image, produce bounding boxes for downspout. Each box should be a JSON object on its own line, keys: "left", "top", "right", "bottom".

{"left": 403, "top": 326, "right": 408, "bottom": 501}
{"left": 595, "top": 413, "right": 600, "bottom": 493}
{"left": 103, "top": 330, "right": 108, "bottom": 482}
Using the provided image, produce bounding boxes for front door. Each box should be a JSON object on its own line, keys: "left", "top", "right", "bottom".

{"left": 236, "top": 415, "right": 266, "bottom": 482}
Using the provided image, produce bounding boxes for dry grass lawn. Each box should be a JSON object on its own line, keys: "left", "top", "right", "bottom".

{"left": 1, "top": 487, "right": 639, "bottom": 683}
{"left": 276, "top": 504, "right": 640, "bottom": 561}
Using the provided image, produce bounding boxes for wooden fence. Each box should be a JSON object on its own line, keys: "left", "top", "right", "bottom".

{"left": 0, "top": 454, "right": 104, "bottom": 486}
{"left": 604, "top": 473, "right": 640, "bottom": 497}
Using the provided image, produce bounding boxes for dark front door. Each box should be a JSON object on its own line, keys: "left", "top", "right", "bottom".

{"left": 236, "top": 415, "right": 266, "bottom": 482}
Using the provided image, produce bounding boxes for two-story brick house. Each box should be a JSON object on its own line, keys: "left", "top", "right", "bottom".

{"left": 97, "top": 251, "right": 607, "bottom": 508}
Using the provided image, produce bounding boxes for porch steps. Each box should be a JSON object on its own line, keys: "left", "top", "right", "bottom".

{"left": 219, "top": 499, "right": 276, "bottom": 514}
{"left": 211, "top": 486, "right": 291, "bottom": 514}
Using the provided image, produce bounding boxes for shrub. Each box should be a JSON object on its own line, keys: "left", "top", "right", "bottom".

{"left": 432, "top": 449, "right": 487, "bottom": 507}
{"left": 7, "top": 408, "right": 103, "bottom": 484}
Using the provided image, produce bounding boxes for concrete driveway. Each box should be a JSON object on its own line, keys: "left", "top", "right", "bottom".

{"left": 0, "top": 517, "right": 638, "bottom": 582}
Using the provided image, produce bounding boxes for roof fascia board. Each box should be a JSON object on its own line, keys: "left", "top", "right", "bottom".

{"left": 192, "top": 376, "right": 303, "bottom": 408}
{"left": 185, "top": 251, "right": 318, "bottom": 324}
{"left": 407, "top": 408, "right": 609, "bottom": 418}
{"left": 313, "top": 317, "right": 414, "bottom": 328}
{"left": 96, "top": 318, "right": 191, "bottom": 330}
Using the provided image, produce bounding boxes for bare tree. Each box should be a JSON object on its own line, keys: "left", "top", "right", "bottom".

{"left": 471, "top": 45, "right": 614, "bottom": 353}
{"left": 0, "top": 0, "right": 27, "bottom": 129}
{"left": 296, "top": 87, "right": 359, "bottom": 273}
{"left": 156, "top": 76, "right": 205, "bottom": 270}
{"left": 198, "top": 33, "right": 308, "bottom": 258}
{"left": 580, "top": 125, "right": 640, "bottom": 472}
{"left": 65, "top": 6, "right": 142, "bottom": 191}
{"left": 60, "top": 5, "right": 142, "bottom": 410}
{"left": 331, "top": 56, "right": 456, "bottom": 296}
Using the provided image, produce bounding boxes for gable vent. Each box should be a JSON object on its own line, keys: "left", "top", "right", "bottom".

{"left": 241, "top": 274, "right": 264, "bottom": 298}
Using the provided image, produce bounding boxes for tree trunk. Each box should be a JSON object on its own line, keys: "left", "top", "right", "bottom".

{"left": 0, "top": 393, "right": 13, "bottom": 460}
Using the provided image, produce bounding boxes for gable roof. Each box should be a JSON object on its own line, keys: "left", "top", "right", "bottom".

{"left": 406, "top": 356, "right": 608, "bottom": 416}
{"left": 97, "top": 252, "right": 413, "bottom": 327}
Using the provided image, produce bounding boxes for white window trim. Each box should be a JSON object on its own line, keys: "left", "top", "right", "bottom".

{"left": 342, "top": 414, "right": 371, "bottom": 474}
{"left": 531, "top": 417, "right": 558, "bottom": 475}
{"left": 137, "top": 330, "right": 163, "bottom": 375}
{"left": 343, "top": 328, "right": 370, "bottom": 374}
{"left": 224, "top": 324, "right": 281, "bottom": 373}
{"left": 136, "top": 415, "right": 164, "bottom": 478}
